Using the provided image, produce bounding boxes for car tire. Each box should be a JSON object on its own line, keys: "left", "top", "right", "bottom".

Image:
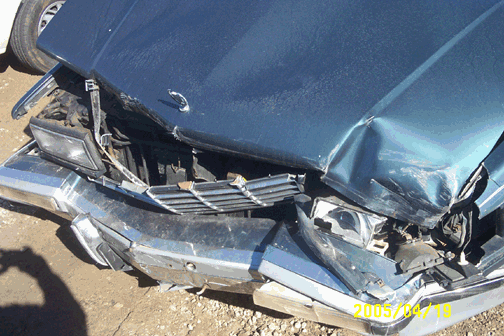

{"left": 10, "top": 0, "right": 65, "bottom": 74}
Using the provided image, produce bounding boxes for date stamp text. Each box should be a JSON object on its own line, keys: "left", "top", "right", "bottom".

{"left": 354, "top": 303, "right": 451, "bottom": 319}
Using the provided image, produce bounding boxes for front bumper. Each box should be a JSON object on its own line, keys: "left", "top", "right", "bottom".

{"left": 2, "top": 142, "right": 504, "bottom": 335}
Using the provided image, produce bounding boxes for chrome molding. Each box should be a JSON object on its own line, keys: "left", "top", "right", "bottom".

{"left": 11, "top": 64, "right": 63, "bottom": 120}
{"left": 70, "top": 214, "right": 108, "bottom": 266}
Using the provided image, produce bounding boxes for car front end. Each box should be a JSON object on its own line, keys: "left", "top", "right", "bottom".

{"left": 2, "top": 1, "right": 504, "bottom": 335}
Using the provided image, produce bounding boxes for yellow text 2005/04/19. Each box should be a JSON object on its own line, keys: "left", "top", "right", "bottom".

{"left": 354, "top": 303, "right": 451, "bottom": 319}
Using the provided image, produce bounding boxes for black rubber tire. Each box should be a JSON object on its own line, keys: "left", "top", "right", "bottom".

{"left": 10, "top": 0, "right": 63, "bottom": 74}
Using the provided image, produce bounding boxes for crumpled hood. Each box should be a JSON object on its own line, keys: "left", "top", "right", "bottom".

{"left": 38, "top": 0, "right": 504, "bottom": 227}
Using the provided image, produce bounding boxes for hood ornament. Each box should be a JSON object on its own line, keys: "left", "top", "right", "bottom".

{"left": 168, "top": 89, "right": 190, "bottom": 113}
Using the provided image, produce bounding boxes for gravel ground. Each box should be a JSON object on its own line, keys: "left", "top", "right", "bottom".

{"left": 0, "top": 52, "right": 503, "bottom": 336}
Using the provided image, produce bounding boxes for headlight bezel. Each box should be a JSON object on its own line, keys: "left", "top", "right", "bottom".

{"left": 30, "top": 117, "right": 105, "bottom": 178}
{"left": 311, "top": 196, "right": 387, "bottom": 250}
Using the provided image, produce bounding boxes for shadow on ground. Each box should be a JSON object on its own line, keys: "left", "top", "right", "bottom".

{"left": 0, "top": 248, "right": 87, "bottom": 336}
{"left": 0, "top": 48, "right": 39, "bottom": 75}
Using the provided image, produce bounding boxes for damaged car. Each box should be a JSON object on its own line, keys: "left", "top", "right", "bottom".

{"left": 3, "top": 0, "right": 504, "bottom": 335}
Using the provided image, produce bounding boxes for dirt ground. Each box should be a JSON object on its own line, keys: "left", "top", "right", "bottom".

{"left": 0, "top": 52, "right": 503, "bottom": 336}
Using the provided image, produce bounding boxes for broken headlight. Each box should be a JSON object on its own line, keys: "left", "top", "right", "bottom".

{"left": 30, "top": 117, "right": 105, "bottom": 177}
{"left": 312, "top": 197, "right": 387, "bottom": 250}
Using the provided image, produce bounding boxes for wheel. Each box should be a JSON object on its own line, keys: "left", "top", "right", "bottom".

{"left": 10, "top": 0, "right": 65, "bottom": 74}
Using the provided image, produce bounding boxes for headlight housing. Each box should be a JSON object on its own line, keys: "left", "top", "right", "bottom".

{"left": 30, "top": 117, "right": 105, "bottom": 177}
{"left": 312, "top": 196, "right": 387, "bottom": 250}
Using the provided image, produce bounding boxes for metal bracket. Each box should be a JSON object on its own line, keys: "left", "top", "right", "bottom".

{"left": 85, "top": 79, "right": 98, "bottom": 92}
{"left": 100, "top": 133, "right": 112, "bottom": 147}
{"left": 86, "top": 79, "right": 149, "bottom": 188}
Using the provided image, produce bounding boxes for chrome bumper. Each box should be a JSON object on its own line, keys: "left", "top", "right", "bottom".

{"left": 2, "top": 142, "right": 504, "bottom": 336}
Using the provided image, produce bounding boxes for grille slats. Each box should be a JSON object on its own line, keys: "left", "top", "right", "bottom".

{"left": 155, "top": 186, "right": 299, "bottom": 205}
{"left": 147, "top": 173, "right": 304, "bottom": 214}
